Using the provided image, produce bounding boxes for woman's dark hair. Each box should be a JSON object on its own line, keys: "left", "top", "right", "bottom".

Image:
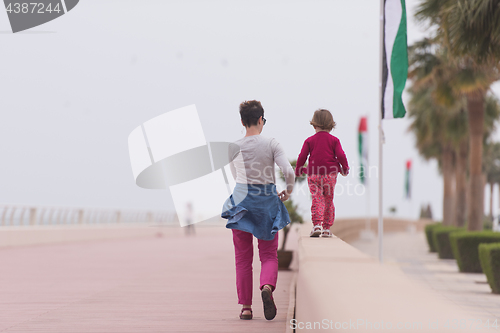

{"left": 239, "top": 100, "right": 264, "bottom": 127}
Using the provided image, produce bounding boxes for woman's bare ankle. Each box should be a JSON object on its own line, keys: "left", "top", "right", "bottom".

{"left": 263, "top": 284, "right": 273, "bottom": 292}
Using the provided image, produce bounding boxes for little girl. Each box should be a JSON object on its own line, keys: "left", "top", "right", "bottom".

{"left": 295, "top": 109, "right": 349, "bottom": 237}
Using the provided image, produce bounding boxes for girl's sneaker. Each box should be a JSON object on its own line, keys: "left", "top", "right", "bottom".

{"left": 310, "top": 225, "right": 322, "bottom": 237}
{"left": 321, "top": 228, "right": 333, "bottom": 238}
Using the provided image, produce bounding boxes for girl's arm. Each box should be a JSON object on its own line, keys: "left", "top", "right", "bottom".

{"left": 295, "top": 140, "right": 310, "bottom": 176}
{"left": 335, "top": 138, "right": 350, "bottom": 175}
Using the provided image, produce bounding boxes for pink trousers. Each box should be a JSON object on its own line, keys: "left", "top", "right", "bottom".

{"left": 232, "top": 229, "right": 279, "bottom": 305}
{"left": 307, "top": 173, "right": 338, "bottom": 229}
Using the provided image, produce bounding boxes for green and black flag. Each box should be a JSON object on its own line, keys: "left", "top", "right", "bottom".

{"left": 381, "top": 0, "right": 408, "bottom": 119}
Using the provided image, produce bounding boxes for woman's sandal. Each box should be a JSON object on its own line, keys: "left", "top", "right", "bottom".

{"left": 240, "top": 307, "right": 253, "bottom": 320}
{"left": 310, "top": 225, "right": 322, "bottom": 237}
{"left": 261, "top": 285, "right": 277, "bottom": 320}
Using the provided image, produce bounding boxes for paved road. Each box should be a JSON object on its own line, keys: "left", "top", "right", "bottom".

{"left": 0, "top": 226, "right": 293, "bottom": 332}
{"left": 349, "top": 230, "right": 500, "bottom": 322}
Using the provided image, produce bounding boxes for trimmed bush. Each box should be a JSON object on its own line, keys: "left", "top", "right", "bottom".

{"left": 425, "top": 222, "right": 442, "bottom": 252}
{"left": 433, "top": 226, "right": 464, "bottom": 259}
{"left": 483, "top": 217, "right": 493, "bottom": 231}
{"left": 479, "top": 243, "right": 500, "bottom": 294}
{"left": 450, "top": 231, "right": 500, "bottom": 273}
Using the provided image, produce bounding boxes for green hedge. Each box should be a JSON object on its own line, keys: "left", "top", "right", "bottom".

{"left": 450, "top": 231, "right": 500, "bottom": 273}
{"left": 425, "top": 222, "right": 442, "bottom": 252}
{"left": 433, "top": 226, "right": 464, "bottom": 259}
{"left": 479, "top": 243, "right": 500, "bottom": 294}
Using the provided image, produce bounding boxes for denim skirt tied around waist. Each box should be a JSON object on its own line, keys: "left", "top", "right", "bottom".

{"left": 221, "top": 183, "right": 291, "bottom": 241}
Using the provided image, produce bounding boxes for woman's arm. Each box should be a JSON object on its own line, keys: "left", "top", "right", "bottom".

{"left": 229, "top": 159, "right": 237, "bottom": 179}
{"left": 275, "top": 153, "right": 295, "bottom": 196}
{"left": 227, "top": 143, "right": 240, "bottom": 179}
{"left": 272, "top": 139, "right": 295, "bottom": 200}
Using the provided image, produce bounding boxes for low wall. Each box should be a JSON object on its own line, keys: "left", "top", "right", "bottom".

{"left": 0, "top": 224, "right": 168, "bottom": 248}
{"left": 294, "top": 221, "right": 480, "bottom": 332}
{"left": 0, "top": 219, "right": 226, "bottom": 248}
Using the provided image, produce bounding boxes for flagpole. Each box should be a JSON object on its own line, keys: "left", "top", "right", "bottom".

{"left": 378, "top": 0, "right": 385, "bottom": 264}
{"left": 366, "top": 115, "right": 371, "bottom": 235}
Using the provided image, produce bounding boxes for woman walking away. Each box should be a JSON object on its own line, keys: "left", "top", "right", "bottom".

{"left": 295, "top": 109, "right": 349, "bottom": 238}
{"left": 221, "top": 100, "right": 295, "bottom": 321}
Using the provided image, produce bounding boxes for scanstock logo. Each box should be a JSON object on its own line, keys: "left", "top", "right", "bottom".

{"left": 128, "top": 105, "right": 243, "bottom": 227}
{"left": 3, "top": 0, "right": 79, "bottom": 33}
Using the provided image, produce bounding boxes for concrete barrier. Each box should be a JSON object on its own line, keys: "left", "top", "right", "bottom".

{"left": 0, "top": 219, "right": 226, "bottom": 248}
{"left": 294, "top": 222, "right": 483, "bottom": 332}
{"left": 0, "top": 224, "right": 167, "bottom": 248}
{"left": 0, "top": 204, "right": 176, "bottom": 226}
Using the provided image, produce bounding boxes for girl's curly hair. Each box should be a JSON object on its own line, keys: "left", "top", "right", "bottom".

{"left": 310, "top": 109, "right": 336, "bottom": 132}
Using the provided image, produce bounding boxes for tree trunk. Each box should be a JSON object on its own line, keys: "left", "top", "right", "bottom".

{"left": 490, "top": 182, "right": 494, "bottom": 222}
{"left": 451, "top": 151, "right": 457, "bottom": 226}
{"left": 455, "top": 142, "right": 468, "bottom": 227}
{"left": 442, "top": 146, "right": 455, "bottom": 226}
{"left": 495, "top": 183, "right": 500, "bottom": 222}
{"left": 482, "top": 173, "right": 487, "bottom": 228}
{"left": 467, "top": 93, "right": 485, "bottom": 231}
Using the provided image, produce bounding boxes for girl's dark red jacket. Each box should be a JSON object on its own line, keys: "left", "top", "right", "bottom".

{"left": 295, "top": 131, "right": 349, "bottom": 176}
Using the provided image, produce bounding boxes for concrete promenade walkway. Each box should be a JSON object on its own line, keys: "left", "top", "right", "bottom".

{"left": 349, "top": 230, "right": 500, "bottom": 322}
{"left": 0, "top": 225, "right": 293, "bottom": 332}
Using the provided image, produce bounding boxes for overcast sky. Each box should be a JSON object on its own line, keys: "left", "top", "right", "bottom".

{"left": 1, "top": 0, "right": 499, "bottom": 221}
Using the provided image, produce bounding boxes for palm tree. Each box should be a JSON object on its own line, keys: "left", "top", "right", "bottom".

{"left": 408, "top": 39, "right": 467, "bottom": 226}
{"left": 483, "top": 104, "right": 500, "bottom": 221}
{"left": 407, "top": 84, "right": 461, "bottom": 226}
{"left": 448, "top": 108, "right": 468, "bottom": 227}
{"left": 408, "top": 36, "right": 500, "bottom": 228}
{"left": 484, "top": 143, "right": 500, "bottom": 221}
{"left": 415, "top": 0, "right": 500, "bottom": 230}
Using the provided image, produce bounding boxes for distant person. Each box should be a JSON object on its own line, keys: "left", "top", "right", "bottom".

{"left": 221, "top": 100, "right": 295, "bottom": 321}
{"left": 295, "top": 109, "right": 349, "bottom": 238}
{"left": 184, "top": 202, "right": 195, "bottom": 236}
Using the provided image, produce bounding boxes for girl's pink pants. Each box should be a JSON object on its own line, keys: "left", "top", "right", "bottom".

{"left": 307, "top": 173, "right": 338, "bottom": 229}
{"left": 232, "top": 229, "right": 279, "bottom": 305}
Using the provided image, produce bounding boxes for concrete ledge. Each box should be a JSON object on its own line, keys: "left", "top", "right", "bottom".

{"left": 286, "top": 272, "right": 298, "bottom": 333}
{"left": 295, "top": 223, "right": 482, "bottom": 332}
